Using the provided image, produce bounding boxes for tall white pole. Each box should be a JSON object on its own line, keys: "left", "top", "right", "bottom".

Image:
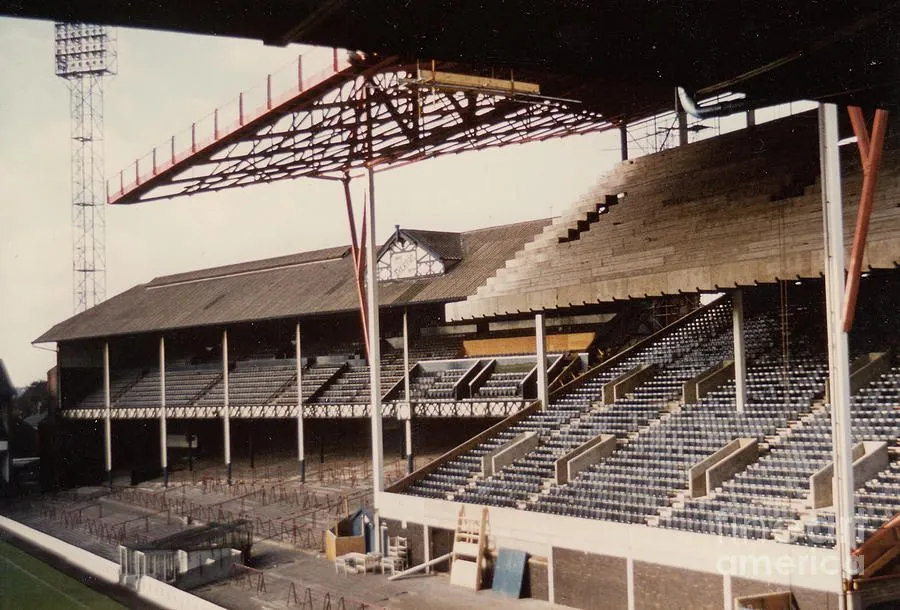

{"left": 732, "top": 289, "right": 747, "bottom": 413}
{"left": 366, "top": 164, "right": 385, "bottom": 553}
{"left": 103, "top": 341, "right": 112, "bottom": 486}
{"left": 403, "top": 309, "right": 413, "bottom": 474}
{"left": 535, "top": 314, "right": 549, "bottom": 409}
{"left": 819, "top": 103, "right": 856, "bottom": 605}
{"left": 677, "top": 89, "right": 689, "bottom": 147}
{"left": 159, "top": 336, "right": 168, "bottom": 487}
{"left": 223, "top": 329, "right": 232, "bottom": 484}
{"left": 296, "top": 322, "right": 305, "bottom": 482}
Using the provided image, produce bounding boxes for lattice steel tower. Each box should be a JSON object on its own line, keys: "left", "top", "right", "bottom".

{"left": 55, "top": 23, "right": 116, "bottom": 312}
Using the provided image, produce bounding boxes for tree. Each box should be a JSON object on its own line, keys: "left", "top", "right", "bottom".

{"left": 12, "top": 381, "right": 49, "bottom": 419}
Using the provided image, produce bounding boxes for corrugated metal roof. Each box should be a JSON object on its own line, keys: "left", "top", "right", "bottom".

{"left": 402, "top": 229, "right": 464, "bottom": 261}
{"left": 36, "top": 219, "right": 548, "bottom": 343}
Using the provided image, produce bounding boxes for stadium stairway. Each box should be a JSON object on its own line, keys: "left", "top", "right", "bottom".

{"left": 405, "top": 299, "right": 733, "bottom": 501}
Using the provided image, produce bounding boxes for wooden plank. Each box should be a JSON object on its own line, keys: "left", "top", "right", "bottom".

{"left": 419, "top": 68, "right": 540, "bottom": 94}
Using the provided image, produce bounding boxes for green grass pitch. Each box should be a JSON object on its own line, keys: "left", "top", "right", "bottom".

{"left": 0, "top": 539, "right": 124, "bottom": 610}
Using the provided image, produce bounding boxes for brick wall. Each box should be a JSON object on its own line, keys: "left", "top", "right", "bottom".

{"left": 525, "top": 558, "right": 549, "bottom": 601}
{"left": 732, "top": 576, "right": 840, "bottom": 609}
{"left": 634, "top": 561, "right": 722, "bottom": 609}
{"left": 552, "top": 547, "right": 627, "bottom": 610}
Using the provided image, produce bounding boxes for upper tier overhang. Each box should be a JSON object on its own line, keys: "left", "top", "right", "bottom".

{"left": 5, "top": 1, "right": 900, "bottom": 120}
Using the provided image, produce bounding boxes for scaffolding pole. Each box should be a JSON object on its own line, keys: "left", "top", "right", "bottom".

{"left": 223, "top": 329, "right": 232, "bottom": 484}
{"left": 159, "top": 335, "right": 168, "bottom": 487}
{"left": 403, "top": 309, "right": 413, "bottom": 473}
{"left": 103, "top": 340, "right": 112, "bottom": 486}
{"left": 296, "top": 322, "right": 305, "bottom": 481}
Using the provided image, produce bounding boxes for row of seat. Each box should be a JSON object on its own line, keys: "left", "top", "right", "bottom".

{"left": 408, "top": 302, "right": 733, "bottom": 501}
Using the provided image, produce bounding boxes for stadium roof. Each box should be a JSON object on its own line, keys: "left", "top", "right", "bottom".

{"left": 35, "top": 218, "right": 549, "bottom": 343}
{"left": 4, "top": 1, "right": 900, "bottom": 118}
{"left": 106, "top": 54, "right": 612, "bottom": 205}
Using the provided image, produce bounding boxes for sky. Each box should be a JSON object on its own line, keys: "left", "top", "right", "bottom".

{"left": 0, "top": 18, "right": 623, "bottom": 387}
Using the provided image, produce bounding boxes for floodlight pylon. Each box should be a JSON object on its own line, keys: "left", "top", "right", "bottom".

{"left": 55, "top": 23, "right": 116, "bottom": 312}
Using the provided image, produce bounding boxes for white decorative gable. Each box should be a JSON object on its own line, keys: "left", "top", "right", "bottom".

{"left": 377, "top": 235, "right": 445, "bottom": 281}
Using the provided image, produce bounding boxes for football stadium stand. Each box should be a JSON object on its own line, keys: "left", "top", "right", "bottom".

{"left": 20, "top": 112, "right": 900, "bottom": 609}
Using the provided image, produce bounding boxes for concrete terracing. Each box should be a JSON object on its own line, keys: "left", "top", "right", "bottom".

{"left": 448, "top": 113, "right": 900, "bottom": 320}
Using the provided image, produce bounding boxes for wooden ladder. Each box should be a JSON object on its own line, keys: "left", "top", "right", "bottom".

{"left": 450, "top": 506, "right": 488, "bottom": 590}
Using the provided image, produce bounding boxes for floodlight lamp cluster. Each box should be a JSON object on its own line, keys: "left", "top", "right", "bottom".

{"left": 54, "top": 23, "right": 116, "bottom": 78}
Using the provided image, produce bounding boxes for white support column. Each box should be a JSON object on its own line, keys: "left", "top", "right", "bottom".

{"left": 732, "top": 289, "right": 747, "bottom": 413}
{"left": 103, "top": 341, "right": 112, "bottom": 486}
{"left": 819, "top": 102, "right": 856, "bottom": 604}
{"left": 626, "top": 556, "right": 635, "bottom": 610}
{"left": 296, "top": 322, "right": 305, "bottom": 482}
{"left": 535, "top": 313, "right": 549, "bottom": 409}
{"left": 423, "top": 525, "right": 432, "bottom": 574}
{"left": 403, "top": 309, "right": 413, "bottom": 474}
{"left": 223, "top": 329, "right": 232, "bottom": 484}
{"left": 159, "top": 336, "right": 168, "bottom": 487}
{"left": 366, "top": 164, "right": 385, "bottom": 552}
{"left": 547, "top": 545, "right": 556, "bottom": 605}
{"left": 677, "top": 90, "right": 689, "bottom": 147}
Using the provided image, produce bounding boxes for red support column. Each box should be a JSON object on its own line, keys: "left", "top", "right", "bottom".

{"left": 333, "top": 48, "right": 338, "bottom": 72}
{"left": 342, "top": 177, "right": 370, "bottom": 356}
{"left": 191, "top": 122, "right": 197, "bottom": 152}
{"left": 842, "top": 107, "right": 889, "bottom": 332}
{"left": 152, "top": 148, "right": 157, "bottom": 175}
{"left": 214, "top": 109, "right": 219, "bottom": 139}
{"left": 267, "top": 75, "right": 272, "bottom": 110}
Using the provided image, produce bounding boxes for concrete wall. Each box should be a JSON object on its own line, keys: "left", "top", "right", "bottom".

{"left": 684, "top": 360, "right": 734, "bottom": 404}
{"left": 377, "top": 490, "right": 849, "bottom": 610}
{"left": 825, "top": 352, "right": 890, "bottom": 403}
{"left": 376, "top": 491, "right": 842, "bottom": 598}
{"left": 690, "top": 439, "right": 742, "bottom": 498}
{"left": 810, "top": 441, "right": 889, "bottom": 509}
{"left": 555, "top": 434, "right": 617, "bottom": 484}
{"left": 0, "top": 514, "right": 120, "bottom": 583}
{"left": 137, "top": 575, "right": 226, "bottom": 610}
{"left": 602, "top": 363, "right": 657, "bottom": 404}
{"left": 706, "top": 439, "right": 759, "bottom": 496}
{"left": 482, "top": 431, "right": 538, "bottom": 476}
{"left": 690, "top": 439, "right": 759, "bottom": 498}
{"left": 0, "top": 514, "right": 225, "bottom": 610}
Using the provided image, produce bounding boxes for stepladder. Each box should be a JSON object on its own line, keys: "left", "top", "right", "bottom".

{"left": 450, "top": 505, "right": 488, "bottom": 590}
